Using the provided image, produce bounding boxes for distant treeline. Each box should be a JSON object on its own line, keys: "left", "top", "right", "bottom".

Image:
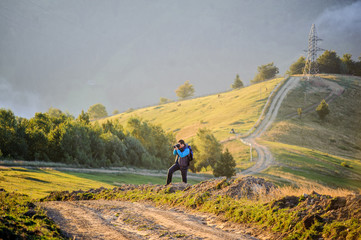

{"left": 0, "top": 109, "right": 175, "bottom": 169}
{"left": 288, "top": 50, "right": 361, "bottom": 76}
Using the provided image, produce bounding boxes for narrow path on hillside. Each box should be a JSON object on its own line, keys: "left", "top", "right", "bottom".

{"left": 240, "top": 76, "right": 301, "bottom": 175}
{"left": 240, "top": 76, "right": 344, "bottom": 175}
{"left": 40, "top": 200, "right": 258, "bottom": 240}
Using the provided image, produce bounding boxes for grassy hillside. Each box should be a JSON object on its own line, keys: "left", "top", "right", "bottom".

{"left": 0, "top": 166, "right": 202, "bottom": 199}
{"left": 258, "top": 140, "right": 361, "bottom": 189}
{"left": 99, "top": 78, "right": 284, "bottom": 141}
{"left": 260, "top": 74, "right": 361, "bottom": 188}
{"left": 266, "top": 74, "right": 361, "bottom": 160}
{"left": 99, "top": 78, "right": 283, "bottom": 168}
{"left": 96, "top": 75, "right": 361, "bottom": 189}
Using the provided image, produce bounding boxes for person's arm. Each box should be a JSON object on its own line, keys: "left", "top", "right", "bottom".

{"left": 176, "top": 148, "right": 189, "bottom": 158}
{"left": 173, "top": 149, "right": 178, "bottom": 155}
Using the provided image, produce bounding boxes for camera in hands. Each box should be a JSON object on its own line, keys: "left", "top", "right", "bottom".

{"left": 173, "top": 143, "right": 180, "bottom": 148}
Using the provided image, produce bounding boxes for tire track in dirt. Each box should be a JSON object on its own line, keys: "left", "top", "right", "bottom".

{"left": 40, "top": 200, "right": 258, "bottom": 240}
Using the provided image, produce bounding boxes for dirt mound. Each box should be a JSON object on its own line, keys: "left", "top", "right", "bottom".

{"left": 41, "top": 176, "right": 275, "bottom": 202}
{"left": 271, "top": 191, "right": 361, "bottom": 237}
{"left": 39, "top": 177, "right": 361, "bottom": 239}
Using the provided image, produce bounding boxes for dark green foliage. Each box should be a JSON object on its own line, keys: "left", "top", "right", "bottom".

{"left": 87, "top": 103, "right": 108, "bottom": 119}
{"left": 126, "top": 117, "right": 175, "bottom": 168}
{"left": 213, "top": 149, "right": 236, "bottom": 178}
{"left": 316, "top": 99, "right": 330, "bottom": 120}
{"left": 301, "top": 50, "right": 361, "bottom": 76}
{"left": 317, "top": 50, "right": 341, "bottom": 74}
{"left": 340, "top": 54, "right": 355, "bottom": 74}
{"left": 287, "top": 56, "right": 305, "bottom": 75}
{"left": 231, "top": 74, "right": 244, "bottom": 89}
{"left": 0, "top": 109, "right": 27, "bottom": 159}
{"left": 192, "top": 128, "right": 222, "bottom": 172}
{"left": 252, "top": 62, "right": 279, "bottom": 84}
{"left": 0, "top": 109, "right": 174, "bottom": 169}
{"left": 77, "top": 110, "right": 90, "bottom": 124}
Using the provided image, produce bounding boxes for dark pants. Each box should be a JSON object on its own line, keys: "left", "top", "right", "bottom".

{"left": 167, "top": 163, "right": 188, "bottom": 185}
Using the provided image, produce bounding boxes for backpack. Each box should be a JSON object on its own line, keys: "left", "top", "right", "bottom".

{"left": 187, "top": 145, "right": 194, "bottom": 161}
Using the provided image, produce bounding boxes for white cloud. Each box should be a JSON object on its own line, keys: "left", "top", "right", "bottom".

{"left": 315, "top": 1, "right": 361, "bottom": 56}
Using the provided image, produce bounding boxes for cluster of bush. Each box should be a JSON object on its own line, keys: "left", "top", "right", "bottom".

{"left": 0, "top": 109, "right": 175, "bottom": 169}
{"left": 288, "top": 51, "right": 361, "bottom": 76}
{"left": 0, "top": 107, "right": 236, "bottom": 177}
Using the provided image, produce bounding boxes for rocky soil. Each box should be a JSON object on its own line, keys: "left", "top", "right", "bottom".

{"left": 40, "top": 176, "right": 361, "bottom": 239}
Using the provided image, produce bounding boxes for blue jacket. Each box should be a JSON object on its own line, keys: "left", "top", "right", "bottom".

{"left": 173, "top": 145, "right": 190, "bottom": 167}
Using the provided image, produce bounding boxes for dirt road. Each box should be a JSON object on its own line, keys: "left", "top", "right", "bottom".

{"left": 240, "top": 76, "right": 344, "bottom": 175}
{"left": 240, "top": 76, "right": 301, "bottom": 175}
{"left": 40, "top": 200, "right": 258, "bottom": 240}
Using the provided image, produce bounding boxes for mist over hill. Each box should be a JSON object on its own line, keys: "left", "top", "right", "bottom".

{"left": 0, "top": 0, "right": 360, "bottom": 118}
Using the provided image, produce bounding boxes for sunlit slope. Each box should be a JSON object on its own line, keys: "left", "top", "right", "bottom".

{"left": 259, "top": 140, "right": 361, "bottom": 189}
{"left": 0, "top": 167, "right": 113, "bottom": 199}
{"left": 99, "top": 78, "right": 284, "bottom": 141}
{"left": 0, "top": 167, "right": 202, "bottom": 199}
{"left": 259, "top": 75, "right": 361, "bottom": 189}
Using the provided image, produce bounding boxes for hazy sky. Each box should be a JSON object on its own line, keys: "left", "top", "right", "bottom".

{"left": 1, "top": 0, "right": 361, "bottom": 118}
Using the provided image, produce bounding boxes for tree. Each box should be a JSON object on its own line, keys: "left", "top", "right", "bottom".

{"left": 112, "top": 110, "right": 120, "bottom": 115}
{"left": 213, "top": 149, "right": 236, "bottom": 178}
{"left": 287, "top": 56, "right": 305, "bottom": 75}
{"left": 0, "top": 109, "right": 18, "bottom": 158}
{"left": 175, "top": 80, "right": 195, "bottom": 100}
{"left": 316, "top": 99, "right": 330, "bottom": 120}
{"left": 192, "top": 128, "right": 222, "bottom": 172}
{"left": 317, "top": 50, "right": 341, "bottom": 74}
{"left": 159, "top": 97, "right": 171, "bottom": 105}
{"left": 340, "top": 53, "right": 355, "bottom": 74}
{"left": 356, "top": 55, "right": 361, "bottom": 76}
{"left": 231, "top": 74, "right": 244, "bottom": 89}
{"left": 251, "top": 62, "right": 279, "bottom": 84}
{"left": 87, "top": 103, "right": 108, "bottom": 119}
{"left": 297, "top": 108, "right": 302, "bottom": 119}
{"left": 126, "top": 117, "right": 175, "bottom": 167}
{"left": 77, "top": 110, "right": 90, "bottom": 124}
{"left": 100, "top": 131, "right": 126, "bottom": 166}
{"left": 48, "top": 107, "right": 63, "bottom": 118}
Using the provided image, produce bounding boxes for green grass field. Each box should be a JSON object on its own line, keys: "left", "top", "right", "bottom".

{"left": 98, "top": 78, "right": 284, "bottom": 142}
{"left": 257, "top": 75, "right": 361, "bottom": 189}
{"left": 98, "top": 78, "right": 284, "bottom": 166}
{"left": 0, "top": 166, "right": 202, "bottom": 199}
{"left": 257, "top": 140, "right": 361, "bottom": 189}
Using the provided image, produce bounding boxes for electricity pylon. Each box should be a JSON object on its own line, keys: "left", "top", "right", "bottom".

{"left": 303, "top": 24, "right": 324, "bottom": 80}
